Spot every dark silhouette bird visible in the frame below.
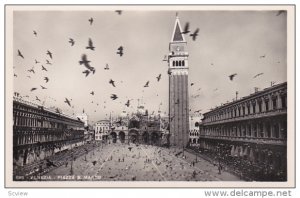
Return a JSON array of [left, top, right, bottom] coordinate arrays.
[[17, 50, 24, 59], [144, 81, 149, 87], [109, 79, 116, 87], [40, 85, 47, 89], [115, 10, 122, 15], [229, 73, 237, 81], [190, 28, 199, 41], [191, 83, 194, 86], [64, 98, 71, 107], [90, 91, 94, 95], [33, 30, 37, 37], [125, 100, 130, 107], [55, 108, 61, 114], [69, 38, 75, 46], [46, 59, 52, 65], [30, 87, 37, 91], [111, 94, 118, 100], [36, 96, 41, 101], [46, 50, 53, 59], [86, 38, 95, 50], [41, 65, 47, 71], [82, 70, 90, 77], [260, 54, 266, 58], [79, 54, 91, 65], [117, 46, 123, 56], [44, 77, 49, 83], [104, 64, 109, 70], [194, 109, 202, 113], [79, 54, 95, 72], [46, 159, 57, 167], [156, 74, 161, 82], [253, 73, 264, 78], [162, 55, 168, 61], [28, 68, 35, 74], [35, 59, 40, 64], [181, 22, 190, 34], [276, 10, 286, 16], [92, 161, 97, 166], [88, 17, 94, 25], [14, 73, 17, 77]]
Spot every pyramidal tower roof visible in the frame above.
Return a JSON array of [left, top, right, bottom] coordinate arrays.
[[171, 15, 186, 43]]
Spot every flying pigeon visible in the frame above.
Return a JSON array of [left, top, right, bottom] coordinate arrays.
[[104, 64, 109, 70], [64, 98, 71, 107], [115, 10, 122, 15], [144, 81, 149, 87], [156, 74, 161, 82], [253, 73, 264, 78], [33, 30, 37, 37], [190, 28, 199, 41], [44, 77, 49, 83], [181, 22, 190, 34], [46, 50, 53, 59], [125, 100, 130, 107], [86, 38, 95, 50], [41, 65, 47, 71], [82, 70, 90, 77], [109, 79, 116, 87], [17, 50, 24, 59], [111, 94, 118, 100], [40, 85, 47, 89], [30, 87, 37, 91], [69, 38, 75, 46], [36, 96, 41, 101], [88, 17, 94, 25], [46, 59, 52, 65], [117, 46, 123, 56], [229, 73, 237, 81]]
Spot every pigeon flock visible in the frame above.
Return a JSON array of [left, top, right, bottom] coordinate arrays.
[[13, 10, 285, 122]]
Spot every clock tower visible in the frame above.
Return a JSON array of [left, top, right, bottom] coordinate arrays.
[[168, 15, 189, 148]]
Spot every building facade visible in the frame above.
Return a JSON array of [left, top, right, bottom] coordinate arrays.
[[168, 16, 189, 148], [199, 82, 287, 181], [94, 120, 110, 141], [13, 96, 85, 170], [189, 115, 201, 147]]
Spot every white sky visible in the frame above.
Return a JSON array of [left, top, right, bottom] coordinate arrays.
[[13, 10, 287, 123]]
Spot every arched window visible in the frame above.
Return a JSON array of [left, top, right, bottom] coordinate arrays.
[[182, 60, 185, 66], [172, 61, 175, 66], [176, 61, 178, 66], [179, 61, 181, 66]]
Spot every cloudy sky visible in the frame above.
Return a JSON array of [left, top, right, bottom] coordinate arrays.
[[13, 8, 287, 123]]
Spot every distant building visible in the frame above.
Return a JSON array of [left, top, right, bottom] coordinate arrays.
[[189, 115, 202, 147], [94, 120, 110, 141], [199, 82, 287, 181]]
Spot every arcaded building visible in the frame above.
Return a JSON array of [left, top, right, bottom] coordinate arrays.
[[13, 96, 85, 169], [199, 82, 287, 181]]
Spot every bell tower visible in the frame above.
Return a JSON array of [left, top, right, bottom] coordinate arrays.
[[168, 15, 189, 148]]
